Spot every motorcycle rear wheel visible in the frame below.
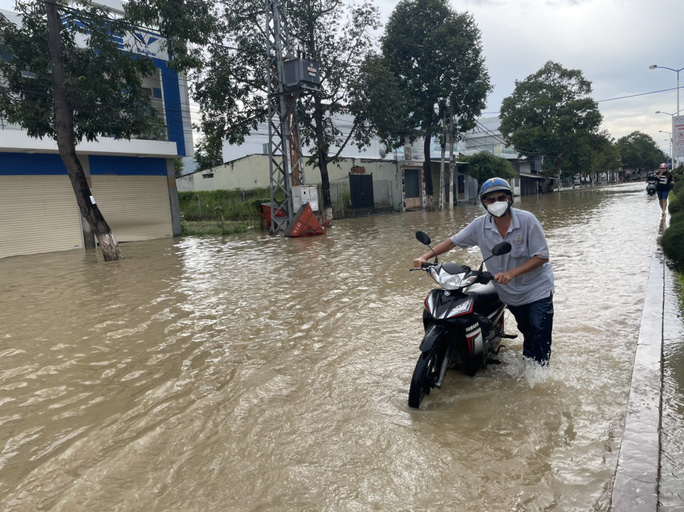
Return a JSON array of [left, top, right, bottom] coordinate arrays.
[[408, 349, 441, 409]]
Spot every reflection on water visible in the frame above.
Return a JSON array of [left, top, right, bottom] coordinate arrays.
[[0, 183, 676, 511]]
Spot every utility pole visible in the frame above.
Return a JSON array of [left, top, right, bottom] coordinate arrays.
[[264, 0, 320, 235], [438, 104, 446, 210], [448, 104, 456, 209]]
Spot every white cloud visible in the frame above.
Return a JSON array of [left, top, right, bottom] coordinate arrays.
[[3, 0, 681, 152], [376, 0, 684, 150]]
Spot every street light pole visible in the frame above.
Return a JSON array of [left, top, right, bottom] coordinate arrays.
[[655, 111, 677, 167], [650, 64, 683, 115], [659, 130, 672, 166]]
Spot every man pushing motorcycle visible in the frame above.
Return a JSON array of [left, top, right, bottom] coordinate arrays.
[[413, 177, 555, 365]]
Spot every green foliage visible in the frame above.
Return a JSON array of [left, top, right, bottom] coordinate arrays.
[[616, 131, 667, 171], [374, 0, 490, 151], [462, 152, 516, 185], [499, 61, 602, 176], [662, 169, 684, 271], [349, 55, 412, 149], [668, 193, 682, 215], [181, 219, 252, 236], [0, 1, 162, 142], [671, 165, 684, 189], [661, 222, 684, 272], [587, 130, 620, 176], [194, 134, 224, 171], [174, 157, 184, 178], [178, 189, 269, 222], [125, 0, 219, 72], [168, 0, 381, 165]]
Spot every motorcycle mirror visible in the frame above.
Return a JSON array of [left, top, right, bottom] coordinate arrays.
[[492, 242, 512, 256], [480, 241, 512, 270], [415, 231, 431, 246], [415, 231, 438, 263]]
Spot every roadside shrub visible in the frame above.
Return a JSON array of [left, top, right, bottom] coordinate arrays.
[[669, 194, 682, 215], [669, 210, 684, 226], [661, 222, 684, 272]]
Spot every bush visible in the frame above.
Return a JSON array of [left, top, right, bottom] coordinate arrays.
[[661, 222, 684, 272], [669, 194, 682, 215], [669, 210, 684, 226]]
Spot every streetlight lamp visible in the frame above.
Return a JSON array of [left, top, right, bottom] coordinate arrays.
[[649, 64, 684, 115]]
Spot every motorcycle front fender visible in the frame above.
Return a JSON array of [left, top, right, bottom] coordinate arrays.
[[419, 323, 449, 352]]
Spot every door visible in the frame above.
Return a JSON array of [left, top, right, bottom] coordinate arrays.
[[90, 175, 173, 242], [0, 175, 83, 259], [403, 168, 421, 210], [349, 173, 374, 209]]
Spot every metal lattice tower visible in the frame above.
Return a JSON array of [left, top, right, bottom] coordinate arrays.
[[264, 0, 306, 235]]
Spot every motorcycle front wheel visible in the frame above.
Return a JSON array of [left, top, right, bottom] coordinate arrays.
[[408, 349, 441, 409]]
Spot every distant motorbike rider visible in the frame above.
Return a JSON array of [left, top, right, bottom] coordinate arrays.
[[413, 178, 555, 365], [655, 163, 674, 215]]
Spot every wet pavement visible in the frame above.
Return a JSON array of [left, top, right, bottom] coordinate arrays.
[[610, 216, 684, 511], [610, 246, 664, 510]]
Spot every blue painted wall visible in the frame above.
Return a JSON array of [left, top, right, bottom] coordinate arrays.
[[89, 155, 167, 175], [0, 153, 67, 175], [0, 153, 167, 176]]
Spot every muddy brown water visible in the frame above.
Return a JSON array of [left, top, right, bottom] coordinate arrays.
[[0, 182, 681, 511]]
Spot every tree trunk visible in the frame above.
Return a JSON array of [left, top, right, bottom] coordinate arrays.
[[46, 0, 122, 261], [438, 109, 446, 210], [447, 105, 455, 209], [313, 91, 333, 222], [423, 135, 434, 209]]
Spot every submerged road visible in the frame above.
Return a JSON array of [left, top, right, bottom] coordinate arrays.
[[0, 182, 683, 510]]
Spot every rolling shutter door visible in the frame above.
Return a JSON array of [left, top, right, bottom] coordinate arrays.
[[0, 175, 83, 259], [90, 175, 172, 242]]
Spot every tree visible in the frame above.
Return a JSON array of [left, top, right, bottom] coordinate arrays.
[[0, 1, 162, 261], [348, 55, 412, 151], [616, 131, 667, 172], [373, 0, 491, 207], [499, 61, 602, 180], [135, 0, 382, 222], [586, 130, 620, 182], [462, 152, 516, 186]]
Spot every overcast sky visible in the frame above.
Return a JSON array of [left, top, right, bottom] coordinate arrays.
[[373, 0, 684, 153], [2, 0, 683, 154]]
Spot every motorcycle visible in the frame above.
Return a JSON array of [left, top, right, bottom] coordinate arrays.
[[646, 177, 657, 196], [408, 231, 515, 409]]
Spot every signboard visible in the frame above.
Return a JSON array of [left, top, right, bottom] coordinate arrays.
[[673, 115, 684, 159]]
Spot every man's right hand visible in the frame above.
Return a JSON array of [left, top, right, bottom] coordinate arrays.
[[413, 257, 428, 268]]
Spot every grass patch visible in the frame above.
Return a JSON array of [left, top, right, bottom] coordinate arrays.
[[178, 188, 272, 236], [181, 219, 259, 236], [178, 189, 273, 222]]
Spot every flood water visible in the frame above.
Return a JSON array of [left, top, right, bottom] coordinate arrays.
[[0, 182, 681, 511]]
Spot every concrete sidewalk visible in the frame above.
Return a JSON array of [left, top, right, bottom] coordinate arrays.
[[610, 245, 666, 511]]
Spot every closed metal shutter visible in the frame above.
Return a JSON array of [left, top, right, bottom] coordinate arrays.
[[90, 175, 172, 242], [0, 175, 83, 259]]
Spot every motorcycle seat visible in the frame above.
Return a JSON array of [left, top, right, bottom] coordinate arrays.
[[466, 282, 502, 314]]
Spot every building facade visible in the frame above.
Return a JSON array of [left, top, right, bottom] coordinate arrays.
[[0, 3, 192, 259]]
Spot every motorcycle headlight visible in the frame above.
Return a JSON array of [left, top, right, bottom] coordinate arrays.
[[430, 267, 477, 290]]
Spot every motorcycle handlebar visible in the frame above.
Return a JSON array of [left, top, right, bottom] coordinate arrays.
[[480, 271, 493, 284]]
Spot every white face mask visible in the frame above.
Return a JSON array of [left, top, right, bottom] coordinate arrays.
[[486, 200, 509, 217]]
